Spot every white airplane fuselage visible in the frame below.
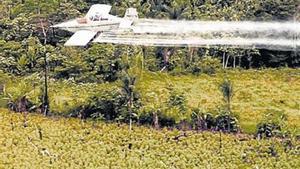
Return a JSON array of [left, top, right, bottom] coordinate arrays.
[[52, 16, 122, 33]]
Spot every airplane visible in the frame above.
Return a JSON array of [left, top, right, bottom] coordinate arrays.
[[52, 4, 300, 51], [52, 4, 138, 46]]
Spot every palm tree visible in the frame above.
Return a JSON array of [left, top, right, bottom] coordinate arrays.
[[220, 79, 234, 112], [121, 74, 136, 131]]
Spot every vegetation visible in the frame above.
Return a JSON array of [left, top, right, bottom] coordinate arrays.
[[0, 0, 299, 77], [1, 69, 299, 134], [0, 0, 299, 167], [0, 109, 299, 168]]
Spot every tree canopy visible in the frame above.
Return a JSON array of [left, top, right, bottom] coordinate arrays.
[[0, 0, 299, 80]]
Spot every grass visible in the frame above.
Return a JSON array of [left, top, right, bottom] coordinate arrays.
[[0, 109, 299, 168], [136, 68, 300, 133], [1, 68, 299, 134]]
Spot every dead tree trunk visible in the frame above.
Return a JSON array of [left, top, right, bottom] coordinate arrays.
[[225, 55, 230, 68], [188, 47, 196, 64], [39, 19, 49, 116], [222, 52, 226, 68], [153, 111, 159, 129], [161, 48, 171, 71], [233, 56, 236, 68]]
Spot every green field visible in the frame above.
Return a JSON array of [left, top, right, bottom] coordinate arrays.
[[137, 69, 300, 133], [2, 69, 300, 134], [0, 109, 299, 168]]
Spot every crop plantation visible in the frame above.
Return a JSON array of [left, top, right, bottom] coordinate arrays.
[[0, 109, 299, 168]]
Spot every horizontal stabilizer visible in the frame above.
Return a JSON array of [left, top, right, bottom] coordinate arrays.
[[65, 30, 97, 46]]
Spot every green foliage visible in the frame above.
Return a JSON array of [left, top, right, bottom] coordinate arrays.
[[0, 73, 42, 112], [215, 110, 239, 133], [191, 108, 215, 130], [220, 79, 234, 111], [0, 110, 299, 168], [69, 86, 124, 120], [0, 0, 298, 80], [189, 56, 222, 75], [1, 68, 299, 134], [190, 108, 239, 133], [118, 73, 142, 123], [254, 0, 297, 21], [0, 1, 299, 167], [256, 111, 289, 138], [0, 36, 52, 75], [0, 0, 299, 134], [168, 88, 187, 112], [53, 47, 90, 82], [85, 44, 123, 82]]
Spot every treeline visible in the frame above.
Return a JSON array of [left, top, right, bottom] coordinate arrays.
[[0, 0, 299, 80]]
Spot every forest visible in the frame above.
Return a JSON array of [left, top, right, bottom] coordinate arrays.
[[0, 0, 299, 168]]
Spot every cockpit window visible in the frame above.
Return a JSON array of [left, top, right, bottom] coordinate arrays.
[[89, 12, 108, 21], [89, 13, 100, 21]]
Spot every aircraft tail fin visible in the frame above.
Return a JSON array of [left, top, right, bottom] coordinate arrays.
[[119, 8, 138, 29], [124, 8, 138, 20]]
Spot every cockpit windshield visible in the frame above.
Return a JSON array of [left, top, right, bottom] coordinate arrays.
[[89, 12, 108, 21]]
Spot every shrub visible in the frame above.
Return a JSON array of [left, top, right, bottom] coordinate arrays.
[[215, 111, 239, 133], [191, 108, 215, 130], [256, 123, 281, 138], [177, 119, 192, 131], [168, 88, 187, 112], [7, 95, 37, 112], [190, 108, 239, 133], [219, 79, 234, 111], [189, 57, 222, 75], [256, 111, 288, 138], [159, 114, 176, 128], [117, 74, 142, 126], [68, 89, 122, 120], [138, 109, 176, 128], [2, 74, 42, 112], [69, 83, 142, 124], [138, 111, 153, 126]]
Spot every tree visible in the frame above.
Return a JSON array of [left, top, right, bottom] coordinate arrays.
[[121, 74, 137, 131], [220, 79, 234, 112], [144, 89, 166, 129], [254, 0, 297, 21]]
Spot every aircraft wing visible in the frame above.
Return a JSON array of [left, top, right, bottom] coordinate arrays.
[[119, 20, 133, 28], [65, 30, 97, 46]]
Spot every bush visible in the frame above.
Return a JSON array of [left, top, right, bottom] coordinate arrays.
[[168, 88, 187, 112], [138, 110, 176, 128], [69, 89, 123, 120], [219, 79, 234, 111], [189, 57, 222, 75], [7, 95, 37, 112], [190, 109, 239, 133], [1, 74, 42, 112], [138, 111, 153, 126], [159, 114, 176, 128], [256, 123, 281, 138], [215, 111, 239, 133], [69, 85, 142, 123], [191, 108, 215, 130], [176, 119, 192, 131], [256, 111, 288, 138]]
